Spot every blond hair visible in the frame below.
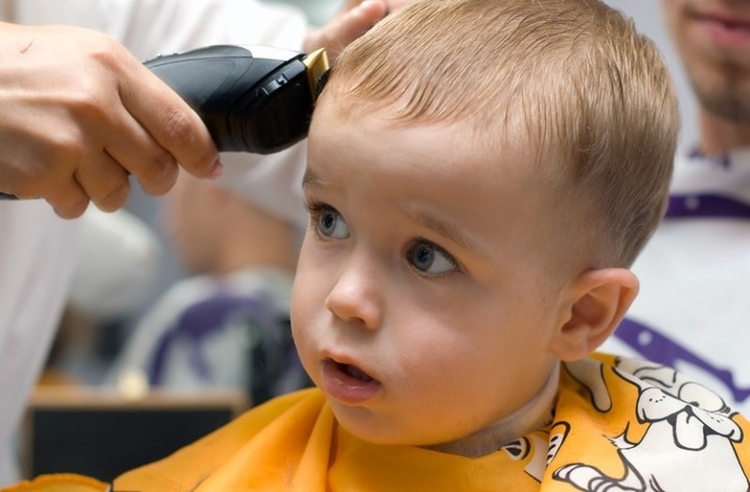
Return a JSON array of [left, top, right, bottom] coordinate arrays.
[[324, 0, 679, 268]]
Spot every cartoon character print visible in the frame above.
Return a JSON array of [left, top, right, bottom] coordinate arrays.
[[501, 423, 570, 483], [553, 357, 749, 491]]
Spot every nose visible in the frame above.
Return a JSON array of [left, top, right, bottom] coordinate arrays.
[[324, 254, 383, 330]]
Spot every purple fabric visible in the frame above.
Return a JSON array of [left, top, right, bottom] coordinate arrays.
[[666, 193, 750, 220], [148, 292, 272, 386], [687, 147, 732, 168], [615, 318, 750, 403]]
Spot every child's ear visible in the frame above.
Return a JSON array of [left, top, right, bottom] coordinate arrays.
[[550, 268, 639, 361]]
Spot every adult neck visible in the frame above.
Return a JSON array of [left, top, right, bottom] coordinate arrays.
[[423, 362, 559, 458], [214, 201, 299, 275], [699, 109, 750, 155]]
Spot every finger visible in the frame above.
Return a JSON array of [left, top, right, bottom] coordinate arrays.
[[305, 1, 388, 62], [44, 178, 90, 219], [341, 0, 388, 33], [117, 60, 220, 179], [103, 105, 180, 197], [74, 150, 132, 212], [342, 0, 368, 10], [339, 0, 389, 39]]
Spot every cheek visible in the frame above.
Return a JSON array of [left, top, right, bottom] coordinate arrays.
[[389, 313, 553, 433], [290, 277, 315, 371], [387, 306, 499, 383], [660, 0, 683, 34], [290, 245, 327, 339], [290, 262, 314, 327]]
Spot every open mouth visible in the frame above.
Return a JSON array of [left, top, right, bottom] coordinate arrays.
[[321, 358, 381, 404], [334, 360, 375, 383]]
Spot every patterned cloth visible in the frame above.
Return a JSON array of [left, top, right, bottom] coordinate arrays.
[[12, 354, 745, 491], [111, 267, 308, 404]]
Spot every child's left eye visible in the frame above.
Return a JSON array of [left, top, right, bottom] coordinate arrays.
[[406, 240, 457, 275], [312, 204, 349, 239]]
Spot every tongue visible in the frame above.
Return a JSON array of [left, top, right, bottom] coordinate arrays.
[[343, 364, 374, 383]]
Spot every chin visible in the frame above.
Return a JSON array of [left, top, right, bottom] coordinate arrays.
[[330, 405, 410, 445]]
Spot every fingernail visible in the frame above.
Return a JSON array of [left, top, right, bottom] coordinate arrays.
[[357, 0, 376, 12], [207, 158, 223, 179]]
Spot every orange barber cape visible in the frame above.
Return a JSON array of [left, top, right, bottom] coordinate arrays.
[[9, 354, 750, 492], [1, 474, 109, 491]]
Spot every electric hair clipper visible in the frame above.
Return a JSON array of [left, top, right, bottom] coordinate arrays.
[[144, 45, 329, 154], [0, 45, 329, 199]]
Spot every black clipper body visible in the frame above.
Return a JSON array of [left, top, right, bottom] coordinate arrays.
[[144, 45, 330, 154]]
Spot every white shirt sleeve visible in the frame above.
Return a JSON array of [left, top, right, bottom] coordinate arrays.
[[0, 201, 77, 485]]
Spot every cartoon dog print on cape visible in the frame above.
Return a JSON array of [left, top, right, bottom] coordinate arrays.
[[552, 357, 749, 491]]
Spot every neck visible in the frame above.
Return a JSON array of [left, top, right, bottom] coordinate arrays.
[[699, 109, 750, 155], [423, 363, 559, 458]]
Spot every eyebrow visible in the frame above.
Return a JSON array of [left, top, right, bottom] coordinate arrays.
[[302, 168, 335, 193], [407, 208, 480, 253], [302, 169, 322, 190]]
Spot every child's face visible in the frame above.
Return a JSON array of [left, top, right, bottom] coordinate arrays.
[[292, 95, 574, 447]]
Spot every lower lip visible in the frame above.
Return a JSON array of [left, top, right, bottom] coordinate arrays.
[[699, 17, 750, 47], [321, 359, 381, 405]]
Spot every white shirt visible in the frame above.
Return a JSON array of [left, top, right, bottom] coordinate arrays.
[[0, 0, 308, 484], [0, 201, 76, 483]]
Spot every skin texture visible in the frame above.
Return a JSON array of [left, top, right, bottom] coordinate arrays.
[[662, 0, 750, 153], [290, 93, 638, 453], [0, 22, 220, 218]]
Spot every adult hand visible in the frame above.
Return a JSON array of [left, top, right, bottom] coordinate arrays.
[[303, 0, 389, 64], [0, 22, 220, 218]]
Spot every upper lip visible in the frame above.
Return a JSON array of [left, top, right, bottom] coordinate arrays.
[[323, 350, 379, 382], [689, 7, 750, 28]]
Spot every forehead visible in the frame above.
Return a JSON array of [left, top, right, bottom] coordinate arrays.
[[310, 92, 558, 218], [309, 92, 501, 183], [310, 89, 546, 179]]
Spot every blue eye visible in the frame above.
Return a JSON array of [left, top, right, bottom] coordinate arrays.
[[316, 206, 349, 239], [407, 240, 457, 275]]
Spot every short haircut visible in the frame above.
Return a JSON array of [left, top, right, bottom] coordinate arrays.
[[323, 0, 679, 268]]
